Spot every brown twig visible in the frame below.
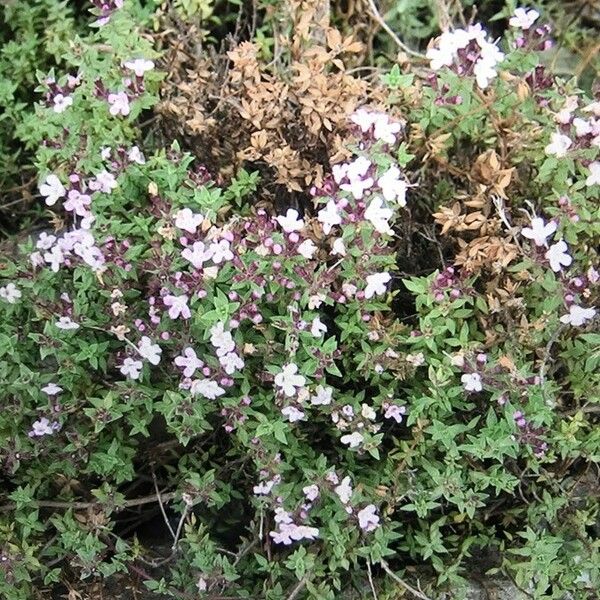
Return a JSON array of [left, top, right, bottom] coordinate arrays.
[[365, 0, 427, 60], [379, 559, 433, 600]]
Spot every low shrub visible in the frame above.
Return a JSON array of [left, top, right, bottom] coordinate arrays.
[[0, 2, 598, 599]]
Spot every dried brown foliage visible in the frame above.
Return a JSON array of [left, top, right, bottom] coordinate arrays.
[[157, 0, 392, 205]]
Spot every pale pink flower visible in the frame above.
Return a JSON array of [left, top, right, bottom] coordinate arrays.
[[357, 505, 380, 532], [29, 417, 60, 437], [282, 406, 305, 422], [509, 7, 539, 29], [303, 484, 319, 501], [164, 294, 191, 319], [89, 170, 118, 193], [219, 351, 244, 375], [124, 58, 155, 77], [108, 91, 130, 116], [119, 358, 143, 380], [127, 145, 146, 164], [373, 114, 402, 145], [209, 239, 234, 263], [384, 404, 406, 423], [63, 190, 92, 216], [36, 232, 56, 250], [174, 208, 203, 233], [137, 336, 161, 365], [331, 238, 346, 257], [53, 94, 73, 113], [174, 347, 204, 378], [182, 241, 213, 269]]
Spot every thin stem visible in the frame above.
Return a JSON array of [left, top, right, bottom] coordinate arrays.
[[379, 559, 432, 600], [365, 0, 427, 60], [151, 464, 177, 542], [367, 559, 379, 600]]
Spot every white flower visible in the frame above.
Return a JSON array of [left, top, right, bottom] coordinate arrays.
[[0, 283, 22, 304], [461, 372, 482, 392], [210, 322, 236, 356], [190, 379, 225, 399], [89, 170, 118, 194], [274, 363, 306, 397], [29, 417, 59, 437], [340, 157, 374, 199], [310, 316, 327, 338], [545, 132, 572, 157], [182, 241, 213, 269], [282, 406, 305, 422], [311, 385, 332, 406], [137, 336, 162, 365], [164, 294, 191, 320], [174, 347, 204, 377], [124, 58, 155, 77], [474, 44, 504, 89], [53, 94, 73, 113], [573, 118, 592, 137], [509, 7, 539, 30], [317, 200, 342, 234], [308, 293, 326, 309], [384, 404, 406, 423], [209, 239, 234, 264], [332, 162, 349, 183], [297, 239, 317, 259], [340, 431, 364, 448], [364, 272, 391, 299], [119, 357, 143, 380], [174, 208, 203, 233], [44, 245, 65, 272], [303, 484, 319, 501], [219, 351, 244, 375], [377, 166, 407, 206], [108, 91, 130, 117], [39, 174, 65, 206], [373, 114, 402, 145], [334, 476, 353, 504], [585, 161, 600, 187], [556, 96, 578, 124], [350, 108, 379, 132], [55, 316, 79, 330], [41, 383, 63, 395], [253, 478, 277, 495], [545, 240, 572, 272], [128, 145, 146, 164], [36, 232, 56, 250], [364, 197, 393, 234], [331, 238, 346, 257], [276, 208, 304, 233], [361, 403, 377, 420], [521, 217, 557, 247], [357, 505, 380, 532], [560, 305, 596, 326]]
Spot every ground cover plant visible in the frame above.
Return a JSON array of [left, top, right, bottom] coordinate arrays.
[[0, 1, 599, 599]]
